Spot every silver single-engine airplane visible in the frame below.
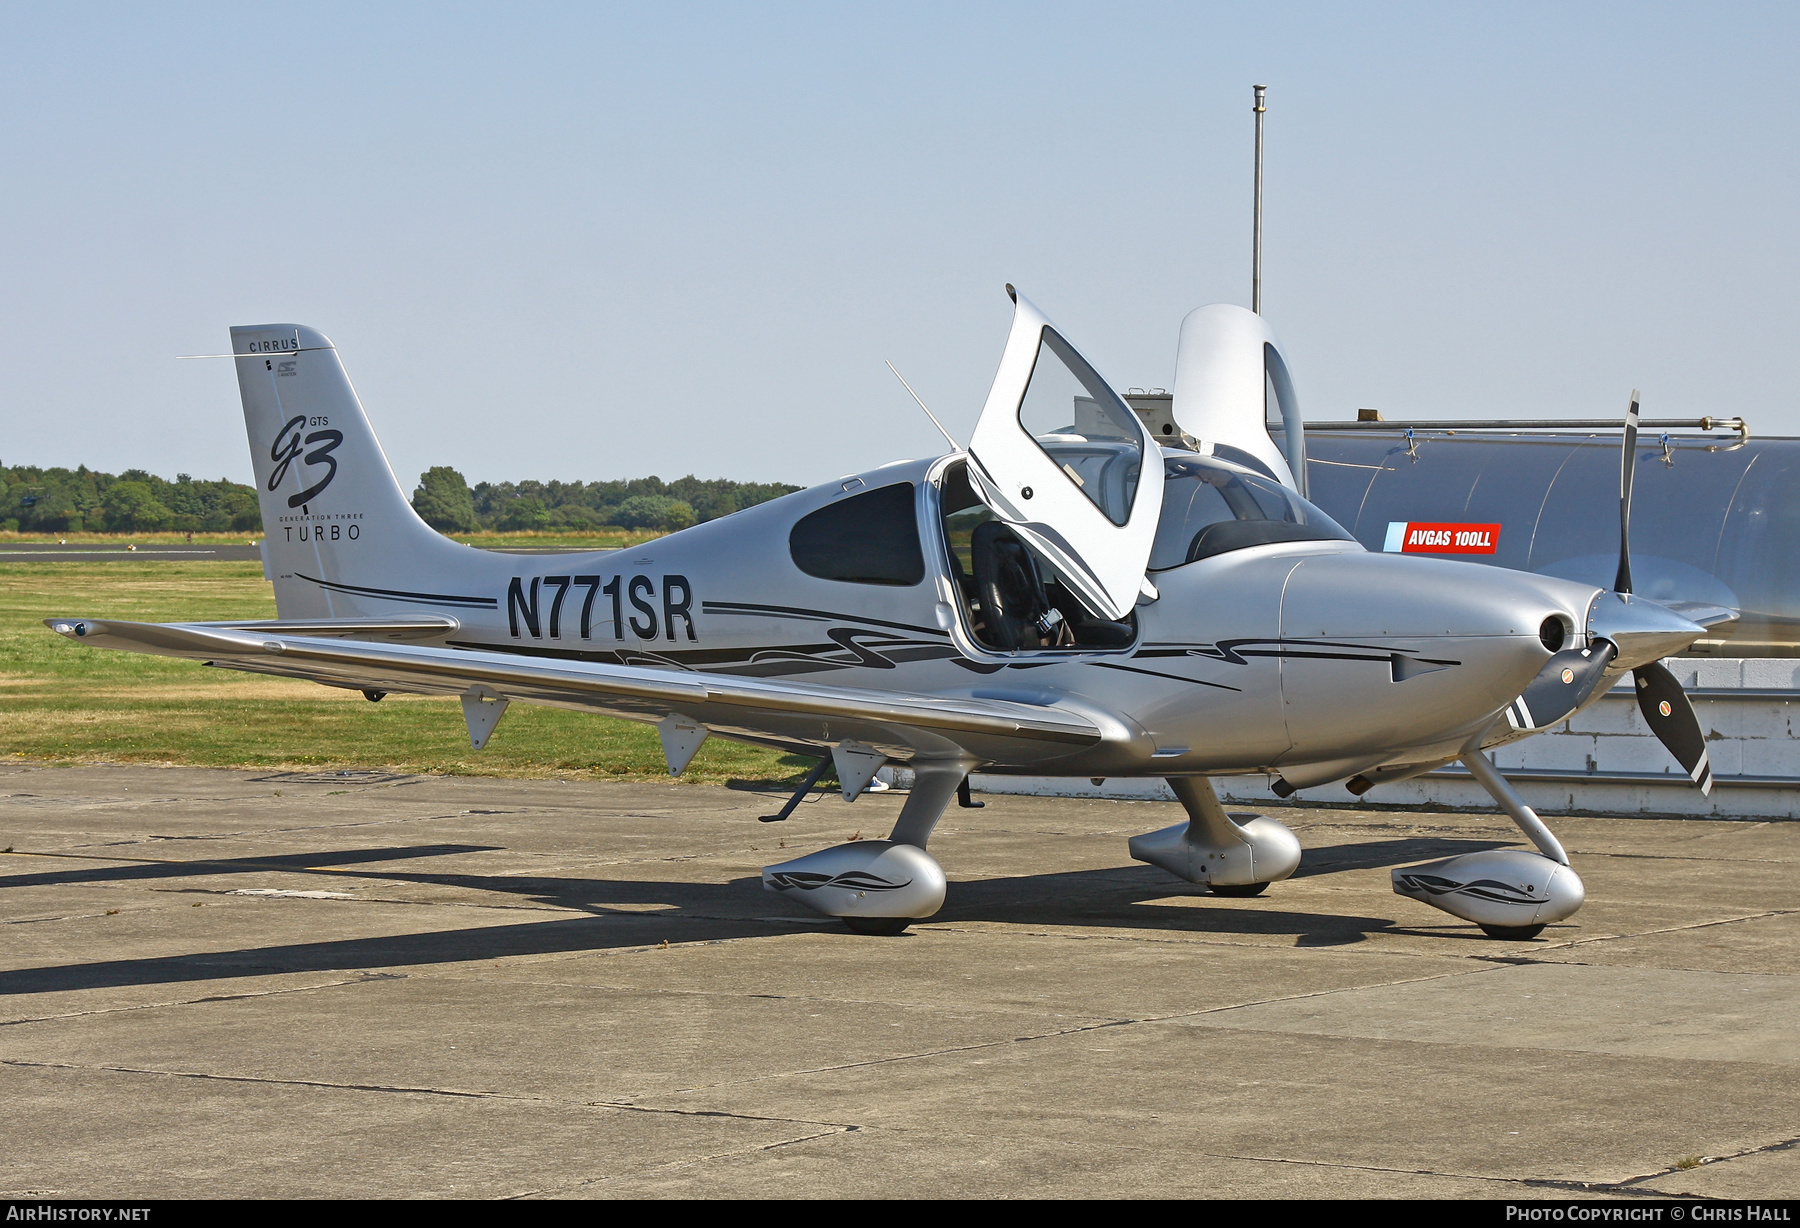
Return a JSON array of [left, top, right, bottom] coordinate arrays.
[[49, 288, 1731, 937]]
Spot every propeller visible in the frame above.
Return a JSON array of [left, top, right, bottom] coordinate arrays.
[[1503, 639, 1617, 734], [1613, 391, 1714, 793], [1633, 661, 1714, 793], [1615, 391, 1638, 595], [1498, 391, 1714, 794]]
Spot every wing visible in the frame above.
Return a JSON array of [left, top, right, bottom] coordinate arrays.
[[45, 618, 1103, 766]]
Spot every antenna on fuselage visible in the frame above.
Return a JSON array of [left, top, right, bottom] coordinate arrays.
[[885, 361, 962, 452]]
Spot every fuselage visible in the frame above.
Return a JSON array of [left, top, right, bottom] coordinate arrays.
[[272, 451, 1603, 781]]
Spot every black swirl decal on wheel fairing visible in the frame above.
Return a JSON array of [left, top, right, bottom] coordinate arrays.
[[765, 869, 911, 893], [1393, 873, 1542, 906]]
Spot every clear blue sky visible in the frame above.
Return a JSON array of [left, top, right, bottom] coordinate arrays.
[[2, 2, 1794, 489]]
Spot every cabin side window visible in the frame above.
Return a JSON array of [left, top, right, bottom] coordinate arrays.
[[788, 482, 925, 586]]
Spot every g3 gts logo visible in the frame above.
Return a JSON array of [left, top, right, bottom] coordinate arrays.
[[269, 415, 343, 509]]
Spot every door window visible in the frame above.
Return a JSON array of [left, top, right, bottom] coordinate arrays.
[[1017, 329, 1144, 526]]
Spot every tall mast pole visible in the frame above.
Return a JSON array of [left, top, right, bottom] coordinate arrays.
[[1252, 84, 1266, 315]]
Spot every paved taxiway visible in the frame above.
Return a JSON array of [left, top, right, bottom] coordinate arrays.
[[1, 760, 1796, 1199]]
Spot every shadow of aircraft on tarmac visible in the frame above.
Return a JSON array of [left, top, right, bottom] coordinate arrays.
[[0, 844, 505, 891], [0, 833, 1512, 996]]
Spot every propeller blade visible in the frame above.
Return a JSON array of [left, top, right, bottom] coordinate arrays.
[[1634, 661, 1713, 794], [1615, 390, 1640, 595], [1504, 640, 1619, 733]]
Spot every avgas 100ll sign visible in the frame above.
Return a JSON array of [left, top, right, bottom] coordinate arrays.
[[1382, 522, 1501, 555]]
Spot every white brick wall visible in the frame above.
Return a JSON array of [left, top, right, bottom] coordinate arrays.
[[1492, 734, 1596, 773], [1564, 700, 1643, 736]]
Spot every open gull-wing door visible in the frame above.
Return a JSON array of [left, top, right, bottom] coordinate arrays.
[[1170, 304, 1305, 495], [965, 289, 1164, 622]]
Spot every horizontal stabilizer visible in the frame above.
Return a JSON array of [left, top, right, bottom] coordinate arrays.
[[192, 616, 460, 640]]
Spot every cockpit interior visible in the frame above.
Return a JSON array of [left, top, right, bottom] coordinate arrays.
[[935, 446, 1353, 654]]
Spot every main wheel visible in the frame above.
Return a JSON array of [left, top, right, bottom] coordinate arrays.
[[843, 916, 912, 936], [1479, 923, 1545, 940], [1209, 881, 1270, 898]]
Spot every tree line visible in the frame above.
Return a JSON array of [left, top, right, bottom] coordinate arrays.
[[1, 463, 260, 533], [411, 468, 799, 533], [1, 461, 798, 535]]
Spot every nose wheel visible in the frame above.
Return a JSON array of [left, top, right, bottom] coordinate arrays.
[[1392, 749, 1585, 939]]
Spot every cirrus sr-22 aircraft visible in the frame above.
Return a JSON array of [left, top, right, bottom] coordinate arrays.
[[49, 287, 1732, 938]]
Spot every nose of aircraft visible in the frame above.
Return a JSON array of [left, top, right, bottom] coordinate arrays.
[[1280, 551, 1593, 652], [1586, 592, 1709, 669], [1275, 551, 1602, 759]]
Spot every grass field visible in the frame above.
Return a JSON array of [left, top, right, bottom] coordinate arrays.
[[0, 560, 799, 784]]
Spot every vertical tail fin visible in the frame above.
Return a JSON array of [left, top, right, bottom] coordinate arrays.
[[233, 324, 471, 617]]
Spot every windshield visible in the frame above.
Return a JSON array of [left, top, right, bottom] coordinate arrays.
[[1149, 455, 1353, 570]]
